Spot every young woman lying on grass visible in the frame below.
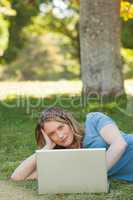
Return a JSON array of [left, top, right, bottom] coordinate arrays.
[[11, 106, 133, 182]]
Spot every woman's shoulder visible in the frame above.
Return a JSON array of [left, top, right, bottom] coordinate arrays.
[[85, 111, 113, 124], [86, 111, 105, 119], [85, 111, 116, 131]]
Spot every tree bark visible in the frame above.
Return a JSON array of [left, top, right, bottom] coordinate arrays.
[[80, 0, 125, 97]]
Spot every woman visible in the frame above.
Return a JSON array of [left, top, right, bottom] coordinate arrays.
[[10, 106, 133, 182]]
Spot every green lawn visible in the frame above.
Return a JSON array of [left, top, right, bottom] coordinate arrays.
[[0, 94, 133, 199]]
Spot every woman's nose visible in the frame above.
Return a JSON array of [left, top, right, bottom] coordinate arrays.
[[58, 132, 64, 139]]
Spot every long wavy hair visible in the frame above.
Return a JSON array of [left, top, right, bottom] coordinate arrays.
[[35, 106, 84, 149]]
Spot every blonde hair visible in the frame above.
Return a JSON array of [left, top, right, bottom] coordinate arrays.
[[35, 106, 84, 149]]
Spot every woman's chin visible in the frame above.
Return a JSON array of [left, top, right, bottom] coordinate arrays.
[[57, 135, 74, 147], [61, 139, 73, 147]]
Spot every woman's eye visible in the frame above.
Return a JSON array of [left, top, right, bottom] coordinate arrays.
[[59, 125, 64, 129], [49, 132, 54, 136], [50, 125, 64, 137]]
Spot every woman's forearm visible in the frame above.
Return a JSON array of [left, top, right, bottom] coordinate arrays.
[[10, 153, 36, 181], [11, 145, 53, 181], [106, 141, 127, 171], [26, 169, 37, 180]]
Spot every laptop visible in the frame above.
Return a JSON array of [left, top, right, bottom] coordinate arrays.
[[36, 148, 110, 194]]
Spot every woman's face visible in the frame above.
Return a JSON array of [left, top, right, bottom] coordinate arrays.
[[43, 121, 74, 147]]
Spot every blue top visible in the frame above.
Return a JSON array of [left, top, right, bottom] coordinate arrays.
[[82, 112, 133, 182]]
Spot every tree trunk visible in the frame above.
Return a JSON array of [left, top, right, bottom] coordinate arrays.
[[80, 0, 125, 97]]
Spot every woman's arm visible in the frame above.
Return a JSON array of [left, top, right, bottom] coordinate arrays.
[[87, 112, 128, 171], [10, 145, 52, 181], [100, 123, 128, 171], [11, 129, 56, 181], [10, 153, 37, 181], [26, 169, 37, 180]]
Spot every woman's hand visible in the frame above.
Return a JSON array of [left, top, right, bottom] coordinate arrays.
[[41, 128, 56, 149]]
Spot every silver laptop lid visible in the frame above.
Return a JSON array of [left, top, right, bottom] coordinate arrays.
[[36, 148, 109, 194]]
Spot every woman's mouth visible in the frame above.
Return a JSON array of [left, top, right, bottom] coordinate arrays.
[[61, 137, 68, 143]]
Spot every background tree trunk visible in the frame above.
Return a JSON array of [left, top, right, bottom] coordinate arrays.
[[80, 0, 125, 97]]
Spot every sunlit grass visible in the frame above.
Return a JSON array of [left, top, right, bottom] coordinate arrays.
[[0, 80, 82, 99], [0, 79, 132, 100]]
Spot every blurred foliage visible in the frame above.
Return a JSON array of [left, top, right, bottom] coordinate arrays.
[[121, 19, 133, 49], [0, 0, 81, 80], [2, 0, 80, 63], [120, 1, 133, 21], [0, 14, 9, 56], [3, 0, 42, 62], [0, 0, 133, 80], [0, 0, 16, 56], [0, 0, 16, 16], [23, 1, 80, 61], [121, 48, 133, 79], [0, 34, 80, 80]]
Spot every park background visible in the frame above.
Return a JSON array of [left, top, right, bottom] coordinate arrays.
[[0, 0, 133, 199]]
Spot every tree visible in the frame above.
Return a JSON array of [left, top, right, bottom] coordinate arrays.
[[3, 0, 40, 62], [80, 0, 125, 98]]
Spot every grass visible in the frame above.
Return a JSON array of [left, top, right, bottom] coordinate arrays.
[[0, 92, 133, 199]]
